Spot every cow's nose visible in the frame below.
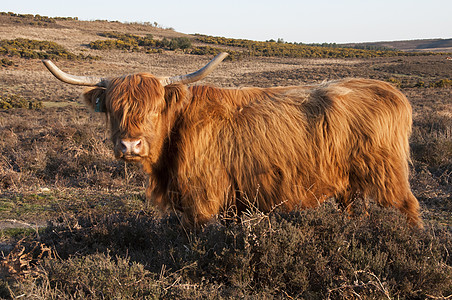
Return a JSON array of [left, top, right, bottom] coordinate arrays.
[[120, 139, 142, 155]]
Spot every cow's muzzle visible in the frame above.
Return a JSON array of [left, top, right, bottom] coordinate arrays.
[[116, 138, 144, 161]]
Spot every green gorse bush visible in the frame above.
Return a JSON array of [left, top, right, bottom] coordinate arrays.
[[89, 31, 192, 52], [0, 93, 42, 110], [0, 38, 100, 60]]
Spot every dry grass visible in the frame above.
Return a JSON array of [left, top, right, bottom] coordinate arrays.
[[0, 14, 451, 299]]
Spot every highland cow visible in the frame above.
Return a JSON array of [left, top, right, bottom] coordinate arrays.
[[43, 53, 421, 227]]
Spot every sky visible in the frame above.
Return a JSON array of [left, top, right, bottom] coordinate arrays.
[[2, 0, 451, 44]]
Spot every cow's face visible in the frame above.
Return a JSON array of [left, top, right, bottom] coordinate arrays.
[[43, 53, 228, 162], [83, 74, 166, 162]]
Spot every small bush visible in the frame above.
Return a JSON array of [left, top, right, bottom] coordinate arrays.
[[38, 254, 156, 298], [414, 80, 426, 88], [190, 46, 243, 60], [0, 93, 42, 110], [169, 37, 192, 50], [411, 112, 452, 171], [89, 39, 137, 51], [0, 58, 14, 67], [431, 78, 452, 88], [386, 77, 402, 88]]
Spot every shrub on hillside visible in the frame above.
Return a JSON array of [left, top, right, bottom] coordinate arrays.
[[169, 37, 192, 50], [195, 34, 441, 59], [89, 31, 193, 53], [0, 38, 100, 60], [89, 39, 138, 51], [0, 58, 14, 67], [195, 34, 402, 59], [431, 78, 452, 88], [0, 11, 78, 23], [190, 46, 243, 60], [0, 93, 42, 110]]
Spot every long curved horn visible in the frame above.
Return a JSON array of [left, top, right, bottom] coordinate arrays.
[[42, 59, 107, 87], [160, 52, 228, 86]]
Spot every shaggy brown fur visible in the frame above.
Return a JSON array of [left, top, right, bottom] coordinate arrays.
[[83, 75, 421, 227]]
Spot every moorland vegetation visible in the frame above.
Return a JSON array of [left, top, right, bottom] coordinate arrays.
[[0, 13, 451, 299], [87, 31, 446, 61]]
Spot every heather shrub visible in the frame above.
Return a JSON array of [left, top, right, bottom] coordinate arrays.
[[411, 111, 452, 176], [5, 201, 449, 299], [34, 254, 157, 298]]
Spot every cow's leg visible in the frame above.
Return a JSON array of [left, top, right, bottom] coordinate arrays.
[[180, 193, 223, 228], [399, 190, 422, 228], [178, 173, 231, 228], [376, 186, 422, 228], [335, 187, 355, 213], [365, 157, 422, 228], [335, 185, 369, 219]]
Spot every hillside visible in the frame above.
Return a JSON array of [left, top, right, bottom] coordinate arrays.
[[344, 38, 452, 52], [0, 12, 451, 299]]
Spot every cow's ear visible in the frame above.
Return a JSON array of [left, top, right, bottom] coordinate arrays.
[[164, 84, 189, 114], [82, 87, 107, 112]]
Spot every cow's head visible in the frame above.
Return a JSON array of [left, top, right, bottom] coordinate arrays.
[[43, 53, 228, 163]]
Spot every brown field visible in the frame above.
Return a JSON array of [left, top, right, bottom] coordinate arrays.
[[0, 14, 451, 299]]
